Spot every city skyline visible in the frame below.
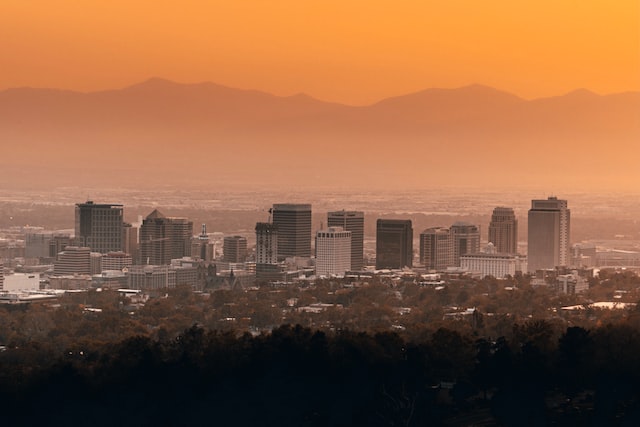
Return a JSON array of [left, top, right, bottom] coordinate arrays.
[[2, 2, 639, 423]]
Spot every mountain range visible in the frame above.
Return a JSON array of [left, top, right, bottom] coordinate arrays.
[[1, 78, 638, 191]]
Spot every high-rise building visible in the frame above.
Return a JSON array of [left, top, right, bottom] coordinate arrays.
[[223, 236, 248, 263], [376, 219, 413, 269], [75, 201, 124, 253], [255, 222, 278, 265], [527, 197, 570, 272], [139, 209, 193, 265], [122, 223, 138, 259], [0, 261, 4, 291], [327, 210, 364, 271], [450, 222, 481, 266], [488, 207, 518, 254], [420, 227, 454, 270], [315, 227, 352, 277], [272, 204, 312, 260]]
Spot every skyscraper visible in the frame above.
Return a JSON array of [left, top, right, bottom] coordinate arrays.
[[420, 227, 454, 270], [450, 222, 481, 266], [255, 222, 278, 265], [272, 204, 312, 260], [488, 207, 518, 254], [376, 219, 413, 269], [223, 235, 248, 263], [527, 197, 570, 272], [327, 210, 364, 271], [315, 227, 352, 276], [75, 201, 124, 253], [139, 209, 193, 265]]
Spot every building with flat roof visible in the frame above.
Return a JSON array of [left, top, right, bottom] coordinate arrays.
[[376, 219, 413, 269], [528, 197, 570, 272], [488, 207, 518, 254], [272, 204, 312, 260], [316, 227, 352, 277], [255, 222, 278, 265], [75, 201, 124, 253], [420, 227, 454, 270], [460, 243, 527, 278], [53, 246, 92, 276], [451, 222, 480, 267], [327, 210, 364, 271], [223, 236, 248, 263]]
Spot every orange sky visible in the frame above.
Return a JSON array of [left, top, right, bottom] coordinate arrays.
[[1, 0, 638, 105]]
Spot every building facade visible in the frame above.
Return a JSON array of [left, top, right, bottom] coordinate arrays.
[[102, 251, 133, 271], [139, 209, 193, 265], [315, 227, 352, 277], [376, 219, 413, 269], [420, 227, 454, 270], [488, 207, 518, 254], [223, 235, 248, 263], [327, 210, 364, 271], [451, 222, 481, 266], [53, 246, 92, 276], [255, 222, 278, 265], [527, 197, 570, 272], [272, 204, 312, 260], [460, 243, 527, 278], [75, 201, 124, 253]]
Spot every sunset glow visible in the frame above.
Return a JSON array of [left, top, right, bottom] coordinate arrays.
[[2, 0, 638, 104]]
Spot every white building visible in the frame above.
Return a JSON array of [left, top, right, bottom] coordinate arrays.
[[460, 243, 527, 279], [2, 273, 40, 291], [315, 227, 351, 277]]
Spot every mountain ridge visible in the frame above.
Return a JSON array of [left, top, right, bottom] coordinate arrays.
[[0, 78, 638, 191]]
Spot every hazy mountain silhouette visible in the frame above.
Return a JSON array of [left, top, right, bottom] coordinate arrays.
[[1, 79, 638, 191]]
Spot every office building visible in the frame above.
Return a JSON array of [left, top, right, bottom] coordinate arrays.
[[75, 201, 124, 253], [122, 223, 138, 261], [420, 227, 454, 270], [128, 265, 176, 290], [25, 232, 53, 259], [139, 209, 193, 265], [53, 246, 92, 276], [460, 243, 527, 278], [255, 222, 278, 265], [527, 197, 570, 272], [451, 222, 481, 266], [223, 236, 248, 263], [327, 210, 364, 271], [0, 261, 3, 291], [488, 207, 518, 254], [272, 204, 312, 259], [102, 251, 133, 271], [315, 227, 352, 276], [376, 219, 413, 269]]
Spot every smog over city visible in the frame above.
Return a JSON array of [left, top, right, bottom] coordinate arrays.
[[1, 1, 639, 425]]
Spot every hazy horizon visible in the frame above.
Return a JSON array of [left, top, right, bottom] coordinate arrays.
[[2, 1, 638, 194]]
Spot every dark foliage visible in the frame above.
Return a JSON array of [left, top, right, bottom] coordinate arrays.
[[1, 322, 640, 426]]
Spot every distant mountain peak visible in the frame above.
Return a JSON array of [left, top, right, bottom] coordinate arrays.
[[564, 88, 599, 98]]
